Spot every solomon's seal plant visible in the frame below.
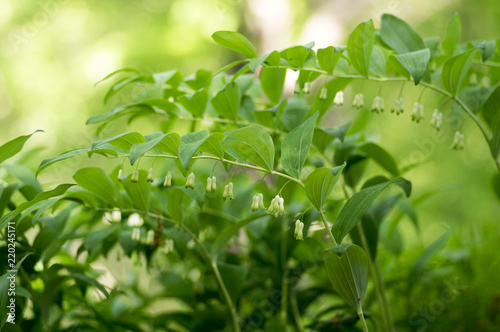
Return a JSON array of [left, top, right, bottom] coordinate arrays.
[[1, 12, 500, 332]]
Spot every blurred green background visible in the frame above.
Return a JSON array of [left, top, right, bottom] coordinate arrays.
[[1, 0, 500, 328]]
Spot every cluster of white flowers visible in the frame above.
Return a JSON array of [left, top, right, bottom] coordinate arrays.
[[103, 208, 122, 223], [222, 182, 234, 200], [250, 193, 266, 212], [411, 102, 425, 123], [391, 97, 404, 115], [352, 93, 364, 109], [371, 96, 384, 113], [206, 176, 217, 193], [267, 194, 286, 218], [333, 91, 344, 106], [451, 131, 465, 150], [430, 109, 443, 131]]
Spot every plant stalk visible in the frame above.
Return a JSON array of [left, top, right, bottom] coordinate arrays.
[[357, 306, 370, 332]]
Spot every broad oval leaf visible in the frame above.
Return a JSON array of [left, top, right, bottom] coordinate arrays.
[[122, 170, 150, 212], [179, 130, 210, 169], [281, 112, 318, 179], [442, 13, 461, 57], [317, 46, 344, 75], [389, 48, 430, 85], [222, 126, 275, 172], [347, 20, 375, 78], [91, 132, 145, 151], [73, 167, 122, 207], [260, 67, 286, 105], [441, 48, 478, 96], [37, 148, 91, 176], [212, 31, 258, 58], [324, 244, 368, 309], [332, 177, 411, 243], [199, 132, 225, 159], [129, 132, 181, 165], [211, 82, 241, 120], [380, 14, 425, 54], [178, 89, 208, 117], [369, 45, 386, 77], [305, 164, 346, 210], [359, 142, 399, 176]]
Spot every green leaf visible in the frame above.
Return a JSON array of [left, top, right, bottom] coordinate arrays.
[[129, 132, 180, 165], [324, 244, 368, 309], [389, 49, 430, 85], [490, 111, 500, 159], [73, 167, 122, 207], [211, 82, 241, 120], [313, 122, 351, 153], [179, 130, 209, 169], [347, 20, 375, 78], [0, 184, 74, 228], [260, 68, 286, 105], [281, 113, 318, 179], [167, 187, 192, 223], [178, 89, 208, 117], [222, 127, 275, 172], [468, 40, 497, 62], [332, 177, 411, 243], [122, 170, 150, 212], [199, 132, 225, 159], [317, 46, 344, 75], [441, 48, 478, 96], [305, 164, 346, 210], [95, 67, 139, 85], [380, 14, 425, 54], [217, 262, 248, 303], [442, 13, 461, 57], [36, 148, 90, 175], [280, 45, 314, 68], [280, 96, 309, 131], [359, 142, 399, 176], [0, 130, 43, 165], [91, 132, 145, 151], [212, 31, 258, 58], [369, 45, 386, 77], [71, 272, 109, 298], [424, 37, 440, 58]]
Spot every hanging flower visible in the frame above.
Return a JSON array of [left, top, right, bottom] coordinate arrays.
[[163, 171, 172, 187], [206, 177, 212, 193], [352, 93, 364, 109], [334, 91, 344, 106], [303, 82, 311, 94], [294, 220, 304, 240], [117, 169, 123, 182], [223, 182, 234, 201], [111, 208, 121, 222], [451, 131, 465, 150], [147, 168, 154, 183], [268, 194, 286, 218], [185, 172, 195, 189], [391, 97, 404, 115], [430, 109, 443, 131], [211, 176, 217, 192], [131, 228, 141, 241], [127, 213, 144, 227], [371, 96, 384, 113], [146, 230, 155, 245], [131, 170, 139, 183], [319, 87, 328, 101]]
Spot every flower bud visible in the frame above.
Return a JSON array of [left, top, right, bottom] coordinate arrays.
[[431, 109, 443, 131], [112, 208, 121, 222], [163, 171, 172, 187], [257, 193, 266, 209], [227, 182, 234, 200], [131, 228, 141, 241], [352, 93, 364, 109], [303, 82, 311, 94], [371, 96, 384, 113], [206, 177, 212, 193], [333, 91, 344, 106], [117, 169, 123, 182], [211, 176, 217, 192], [165, 239, 174, 253], [481, 76, 490, 88], [451, 131, 465, 150], [146, 230, 155, 245], [223, 184, 229, 200], [103, 212, 112, 223], [294, 81, 301, 94], [185, 172, 195, 189], [128, 213, 144, 227], [278, 197, 286, 214], [319, 87, 327, 101], [391, 97, 404, 115], [147, 168, 154, 183], [131, 170, 139, 183], [267, 194, 285, 217], [294, 220, 304, 240], [251, 194, 259, 212], [411, 102, 424, 123]]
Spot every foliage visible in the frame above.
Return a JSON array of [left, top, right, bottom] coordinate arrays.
[[1, 13, 500, 332]]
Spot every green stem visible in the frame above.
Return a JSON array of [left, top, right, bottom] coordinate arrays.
[[145, 212, 241, 332], [290, 289, 303, 332], [132, 154, 305, 188], [280, 219, 289, 325], [357, 305, 370, 332], [318, 210, 338, 246]]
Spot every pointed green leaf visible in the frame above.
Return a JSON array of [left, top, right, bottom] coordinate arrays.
[[91, 132, 145, 151], [389, 48, 430, 85], [380, 14, 425, 54], [305, 164, 346, 210], [129, 132, 180, 165], [282, 113, 318, 179], [122, 170, 150, 212], [199, 132, 225, 159], [0, 130, 43, 165], [333, 177, 411, 243], [212, 31, 258, 58], [442, 13, 461, 57], [347, 20, 375, 78], [441, 48, 478, 96], [222, 127, 275, 172], [317, 46, 344, 75], [359, 142, 399, 176], [178, 89, 208, 117], [369, 45, 386, 77], [324, 244, 368, 309], [179, 130, 210, 169], [211, 82, 241, 120], [280, 45, 314, 68], [218, 262, 248, 303], [260, 67, 286, 105], [73, 167, 122, 207]]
